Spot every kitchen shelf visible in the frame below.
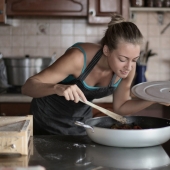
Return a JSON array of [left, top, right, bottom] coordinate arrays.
[[130, 7, 170, 12], [130, 7, 170, 24]]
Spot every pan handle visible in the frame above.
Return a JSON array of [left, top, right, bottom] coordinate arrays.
[[75, 121, 94, 133]]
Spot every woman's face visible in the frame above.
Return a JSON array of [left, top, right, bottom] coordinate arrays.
[[105, 42, 140, 78]]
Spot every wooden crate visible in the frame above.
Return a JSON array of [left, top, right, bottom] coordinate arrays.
[[0, 115, 33, 155], [0, 137, 33, 167]]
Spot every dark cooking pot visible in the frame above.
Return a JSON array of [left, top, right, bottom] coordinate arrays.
[[3, 56, 51, 86], [75, 116, 170, 147]]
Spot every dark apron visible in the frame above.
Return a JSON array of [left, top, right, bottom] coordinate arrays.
[[31, 49, 117, 135]]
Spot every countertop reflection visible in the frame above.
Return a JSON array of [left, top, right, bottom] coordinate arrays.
[[1, 135, 170, 170]]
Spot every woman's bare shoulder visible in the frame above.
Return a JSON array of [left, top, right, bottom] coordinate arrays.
[[78, 43, 102, 60], [51, 47, 85, 76], [62, 42, 101, 63], [51, 43, 102, 74]]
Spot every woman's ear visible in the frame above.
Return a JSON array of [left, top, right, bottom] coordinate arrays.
[[103, 45, 109, 56]]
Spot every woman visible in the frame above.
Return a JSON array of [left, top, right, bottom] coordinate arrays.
[[22, 14, 155, 135]]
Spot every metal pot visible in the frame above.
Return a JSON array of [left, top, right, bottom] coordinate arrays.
[[3, 56, 51, 86], [75, 116, 170, 147]]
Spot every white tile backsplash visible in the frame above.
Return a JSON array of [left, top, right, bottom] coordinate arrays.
[[136, 12, 148, 25], [148, 25, 160, 36], [148, 12, 158, 24], [11, 47, 24, 56], [49, 35, 61, 47], [0, 36, 11, 47], [37, 35, 49, 47], [61, 23, 73, 35], [161, 50, 170, 59], [160, 37, 170, 49], [0, 47, 11, 56], [0, 27, 11, 35], [12, 26, 24, 35], [0, 12, 170, 81], [74, 35, 86, 43], [49, 23, 61, 35], [24, 23, 37, 35], [35, 47, 49, 57], [61, 35, 74, 47], [86, 25, 98, 35], [24, 48, 36, 56], [24, 35, 37, 47], [74, 23, 86, 35]]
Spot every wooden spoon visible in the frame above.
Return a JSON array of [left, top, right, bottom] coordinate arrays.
[[80, 99, 127, 124]]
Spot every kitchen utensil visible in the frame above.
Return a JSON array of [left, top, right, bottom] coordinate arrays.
[[3, 56, 52, 86], [80, 99, 127, 123], [132, 81, 170, 104], [161, 22, 170, 34], [143, 41, 149, 63], [75, 116, 170, 147]]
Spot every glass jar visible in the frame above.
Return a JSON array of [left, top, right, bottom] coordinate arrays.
[[131, 0, 145, 7], [146, 0, 154, 7], [164, 0, 170, 7], [154, 0, 163, 7]]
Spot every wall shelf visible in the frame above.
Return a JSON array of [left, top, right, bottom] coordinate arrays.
[[130, 7, 170, 24], [130, 7, 170, 12]]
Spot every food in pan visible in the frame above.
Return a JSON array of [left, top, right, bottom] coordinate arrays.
[[111, 123, 142, 129]]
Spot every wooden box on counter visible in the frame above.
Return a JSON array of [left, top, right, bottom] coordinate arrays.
[[0, 115, 33, 155], [0, 137, 33, 167]]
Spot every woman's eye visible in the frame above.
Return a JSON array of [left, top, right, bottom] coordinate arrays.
[[119, 58, 126, 62]]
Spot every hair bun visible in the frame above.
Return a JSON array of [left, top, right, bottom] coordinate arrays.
[[108, 14, 125, 27]]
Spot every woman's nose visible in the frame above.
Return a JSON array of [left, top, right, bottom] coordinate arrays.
[[125, 62, 132, 71]]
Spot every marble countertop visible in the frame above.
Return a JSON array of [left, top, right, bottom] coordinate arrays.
[[0, 93, 113, 103], [2, 135, 170, 170]]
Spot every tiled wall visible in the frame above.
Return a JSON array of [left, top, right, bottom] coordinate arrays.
[[0, 12, 170, 81], [133, 12, 170, 81]]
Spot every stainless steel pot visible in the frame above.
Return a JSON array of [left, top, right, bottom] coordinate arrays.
[[3, 57, 51, 86], [75, 116, 170, 147]]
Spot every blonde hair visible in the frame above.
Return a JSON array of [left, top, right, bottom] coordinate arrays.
[[101, 14, 143, 51]]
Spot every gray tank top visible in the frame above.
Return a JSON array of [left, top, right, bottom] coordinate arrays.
[[31, 43, 122, 135]]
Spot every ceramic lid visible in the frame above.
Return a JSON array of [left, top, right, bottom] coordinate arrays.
[[131, 81, 170, 104]]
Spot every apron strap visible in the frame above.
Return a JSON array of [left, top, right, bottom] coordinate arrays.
[[109, 74, 117, 87], [78, 49, 103, 81]]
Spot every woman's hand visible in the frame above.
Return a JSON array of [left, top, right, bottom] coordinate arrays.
[[54, 84, 87, 103]]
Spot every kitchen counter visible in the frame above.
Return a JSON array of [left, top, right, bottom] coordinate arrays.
[[1, 135, 170, 170], [0, 93, 113, 103], [0, 93, 32, 102]]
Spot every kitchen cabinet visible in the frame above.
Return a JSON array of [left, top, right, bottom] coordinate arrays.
[[0, 103, 31, 116], [88, 0, 129, 24], [0, 102, 105, 117], [92, 103, 164, 118], [0, 0, 6, 23], [93, 103, 113, 117], [163, 106, 170, 119], [6, 0, 87, 17]]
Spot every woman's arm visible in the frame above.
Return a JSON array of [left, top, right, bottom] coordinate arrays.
[[21, 48, 87, 102], [113, 65, 155, 115]]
